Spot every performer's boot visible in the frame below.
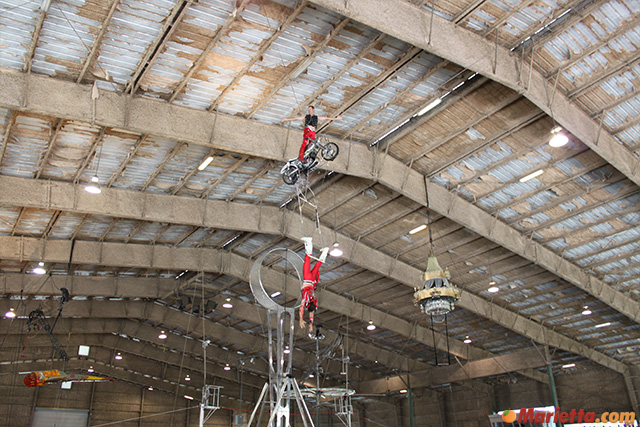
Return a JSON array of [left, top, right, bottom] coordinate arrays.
[[319, 247, 329, 263], [301, 237, 313, 254]]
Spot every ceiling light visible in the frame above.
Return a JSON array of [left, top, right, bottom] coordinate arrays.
[[5, 308, 16, 319], [595, 322, 611, 328], [562, 363, 576, 369], [519, 169, 544, 183], [185, 375, 190, 381], [85, 175, 102, 194], [78, 345, 90, 356], [549, 126, 569, 147], [270, 291, 281, 298], [184, 395, 194, 400], [582, 306, 592, 316], [417, 98, 442, 116], [222, 298, 233, 309], [409, 224, 427, 235], [367, 321, 376, 331], [158, 331, 167, 340], [115, 353, 123, 360], [309, 373, 314, 378], [87, 366, 94, 373], [464, 336, 472, 344], [33, 262, 46, 275], [399, 389, 408, 394], [329, 244, 343, 257], [488, 286, 500, 293], [224, 364, 231, 371], [148, 386, 153, 391], [198, 156, 214, 171], [284, 346, 291, 354]]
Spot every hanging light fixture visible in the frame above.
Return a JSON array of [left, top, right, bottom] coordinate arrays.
[[85, 175, 101, 194], [549, 125, 569, 147], [5, 308, 16, 319], [329, 242, 343, 257], [33, 262, 46, 275], [413, 182, 461, 316], [222, 298, 233, 309], [366, 320, 376, 331], [114, 353, 123, 360], [158, 330, 167, 340], [463, 336, 472, 344], [87, 366, 94, 373], [223, 364, 231, 371]]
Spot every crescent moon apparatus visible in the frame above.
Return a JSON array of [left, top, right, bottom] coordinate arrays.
[[249, 247, 304, 311]]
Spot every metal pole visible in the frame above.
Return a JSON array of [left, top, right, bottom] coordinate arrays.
[[408, 389, 415, 427], [546, 365, 562, 427]]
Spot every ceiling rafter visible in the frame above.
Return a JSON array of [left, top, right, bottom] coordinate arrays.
[[378, 76, 489, 151], [107, 134, 150, 187], [538, 202, 640, 246], [342, 60, 455, 141], [34, 118, 64, 179], [509, 0, 611, 50], [200, 155, 249, 199], [544, 17, 640, 79], [590, 80, 640, 118], [3, 331, 265, 390], [72, 127, 107, 185], [76, 0, 122, 84], [309, 0, 640, 186], [0, 195, 626, 379], [0, 110, 17, 168], [611, 113, 640, 134], [141, 142, 187, 192], [24, 3, 48, 74], [572, 235, 640, 265], [427, 110, 545, 178], [168, 0, 252, 103], [4, 75, 639, 341], [562, 221, 640, 253], [227, 160, 275, 202], [517, 187, 639, 234], [502, 173, 628, 224], [567, 50, 640, 99], [289, 33, 387, 118], [171, 149, 216, 195], [246, 17, 351, 119], [484, 158, 609, 214], [208, 1, 309, 111], [317, 46, 423, 134], [124, 0, 195, 94], [407, 91, 523, 163], [468, 144, 604, 203], [0, 235, 550, 380]]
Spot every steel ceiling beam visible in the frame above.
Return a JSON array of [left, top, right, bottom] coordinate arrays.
[[0, 298, 365, 383], [0, 278, 419, 376], [0, 76, 637, 365], [0, 231, 534, 369], [0, 230, 617, 379], [358, 348, 548, 394], [307, 0, 640, 187]]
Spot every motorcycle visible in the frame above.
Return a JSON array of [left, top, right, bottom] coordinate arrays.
[[281, 136, 339, 185]]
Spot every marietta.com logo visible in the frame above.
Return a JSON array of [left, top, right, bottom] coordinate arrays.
[[501, 408, 636, 424]]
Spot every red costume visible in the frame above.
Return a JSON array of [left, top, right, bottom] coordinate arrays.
[[299, 114, 318, 161], [300, 253, 322, 318]]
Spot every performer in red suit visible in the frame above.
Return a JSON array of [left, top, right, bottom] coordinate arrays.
[[281, 106, 342, 162], [299, 237, 329, 333]]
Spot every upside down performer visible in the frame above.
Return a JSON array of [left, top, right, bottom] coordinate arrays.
[[281, 105, 342, 162], [299, 237, 329, 334]]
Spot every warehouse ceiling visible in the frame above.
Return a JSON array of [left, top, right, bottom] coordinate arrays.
[[0, 0, 639, 403]]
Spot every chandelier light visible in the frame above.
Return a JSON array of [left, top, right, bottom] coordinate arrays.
[[413, 251, 461, 316]]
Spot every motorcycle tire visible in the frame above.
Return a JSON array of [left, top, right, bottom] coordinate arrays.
[[282, 164, 299, 185], [321, 142, 339, 161]]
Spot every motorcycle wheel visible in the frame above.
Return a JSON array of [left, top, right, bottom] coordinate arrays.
[[321, 142, 339, 161], [282, 164, 299, 185]]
